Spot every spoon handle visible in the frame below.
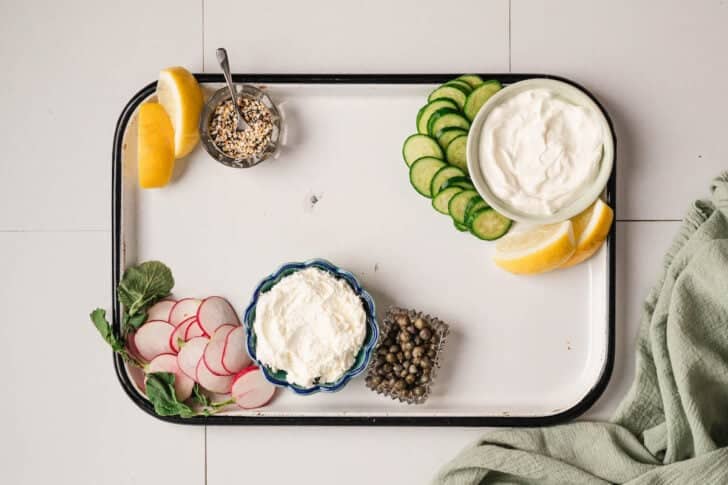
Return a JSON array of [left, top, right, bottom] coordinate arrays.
[[215, 48, 248, 130]]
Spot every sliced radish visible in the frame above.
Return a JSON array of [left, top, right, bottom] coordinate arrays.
[[184, 319, 206, 340], [134, 320, 175, 361], [202, 324, 236, 376], [146, 299, 176, 322], [127, 363, 147, 394], [146, 353, 194, 401], [169, 298, 202, 326], [231, 366, 276, 409], [196, 358, 233, 394], [221, 326, 251, 374], [177, 336, 209, 381], [169, 316, 196, 353], [197, 296, 240, 336], [126, 331, 146, 364]]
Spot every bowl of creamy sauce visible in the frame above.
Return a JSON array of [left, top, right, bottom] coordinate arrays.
[[467, 79, 614, 223], [243, 259, 378, 395]]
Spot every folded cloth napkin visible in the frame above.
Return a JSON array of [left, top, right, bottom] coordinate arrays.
[[434, 173, 728, 485]]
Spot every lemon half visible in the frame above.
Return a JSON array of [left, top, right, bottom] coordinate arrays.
[[561, 199, 614, 268], [137, 102, 175, 188], [493, 221, 576, 275], [156, 67, 203, 158]]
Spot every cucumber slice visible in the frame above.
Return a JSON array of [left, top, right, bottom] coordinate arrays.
[[426, 108, 461, 136], [454, 221, 468, 232], [444, 80, 473, 94], [445, 135, 468, 172], [457, 74, 485, 88], [432, 187, 463, 214], [438, 128, 468, 149], [416, 99, 458, 134], [463, 80, 503, 121], [464, 198, 489, 227], [469, 208, 512, 240], [428, 112, 470, 138], [448, 189, 480, 225], [402, 134, 443, 167], [430, 166, 466, 198], [440, 176, 474, 192], [409, 157, 446, 198], [428, 84, 469, 109]]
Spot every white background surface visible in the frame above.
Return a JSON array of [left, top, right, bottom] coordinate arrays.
[[0, 0, 725, 484]]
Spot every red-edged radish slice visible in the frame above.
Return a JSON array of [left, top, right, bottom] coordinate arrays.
[[177, 336, 209, 381], [169, 298, 202, 326], [231, 366, 276, 409], [169, 316, 196, 353], [127, 363, 147, 394], [126, 331, 146, 364], [184, 319, 206, 340], [202, 324, 236, 376], [146, 299, 176, 323], [197, 296, 240, 336], [146, 353, 194, 401], [196, 358, 233, 394], [221, 326, 251, 375], [135, 320, 175, 361]]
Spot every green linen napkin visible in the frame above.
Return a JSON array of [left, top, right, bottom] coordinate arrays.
[[434, 173, 728, 485]]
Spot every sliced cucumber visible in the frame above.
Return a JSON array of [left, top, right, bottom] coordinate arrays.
[[454, 221, 468, 232], [469, 208, 512, 240], [448, 189, 480, 225], [457, 74, 485, 88], [428, 112, 470, 138], [432, 187, 463, 214], [445, 135, 468, 172], [464, 198, 489, 227], [440, 176, 474, 192], [463, 80, 503, 121], [416, 99, 458, 134], [402, 134, 443, 167], [444, 80, 473, 94], [430, 166, 466, 198], [428, 84, 469, 109], [437, 127, 468, 149], [426, 108, 461, 136], [409, 157, 446, 198]]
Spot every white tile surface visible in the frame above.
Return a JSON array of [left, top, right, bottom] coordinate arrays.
[[203, 0, 509, 73], [511, 0, 728, 220], [0, 232, 204, 485], [0, 0, 202, 232]]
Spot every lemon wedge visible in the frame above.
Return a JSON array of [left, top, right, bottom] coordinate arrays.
[[156, 67, 204, 158], [561, 199, 614, 268], [493, 221, 576, 275], [137, 102, 175, 188]]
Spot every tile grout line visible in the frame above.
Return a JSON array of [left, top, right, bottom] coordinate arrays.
[[201, 0, 205, 72], [507, 0, 512, 72], [204, 425, 208, 485], [0, 229, 110, 233]]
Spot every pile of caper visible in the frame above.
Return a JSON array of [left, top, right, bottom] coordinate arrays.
[[365, 308, 446, 403]]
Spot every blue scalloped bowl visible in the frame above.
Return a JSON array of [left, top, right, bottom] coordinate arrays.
[[243, 259, 379, 395]]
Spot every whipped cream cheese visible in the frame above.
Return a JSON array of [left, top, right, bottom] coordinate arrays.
[[479, 88, 604, 216], [253, 267, 366, 387]]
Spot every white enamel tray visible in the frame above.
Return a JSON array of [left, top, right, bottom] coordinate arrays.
[[112, 74, 615, 425]]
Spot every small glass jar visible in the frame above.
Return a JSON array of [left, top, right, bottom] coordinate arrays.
[[199, 84, 282, 168]]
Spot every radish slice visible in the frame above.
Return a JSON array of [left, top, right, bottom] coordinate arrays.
[[127, 363, 147, 394], [134, 320, 175, 361], [197, 296, 240, 336], [221, 326, 251, 374], [169, 298, 202, 326], [196, 358, 233, 394], [169, 317, 196, 353], [146, 353, 194, 401], [126, 332, 146, 364], [177, 336, 209, 381], [184, 319, 206, 340], [202, 324, 236, 376], [231, 366, 276, 409], [146, 299, 176, 322]]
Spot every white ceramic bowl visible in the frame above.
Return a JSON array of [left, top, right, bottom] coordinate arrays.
[[466, 78, 615, 224]]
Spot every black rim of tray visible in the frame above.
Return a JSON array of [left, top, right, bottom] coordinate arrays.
[[112, 73, 617, 426]]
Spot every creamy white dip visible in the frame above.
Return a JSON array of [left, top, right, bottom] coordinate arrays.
[[479, 89, 603, 216], [253, 267, 366, 387]]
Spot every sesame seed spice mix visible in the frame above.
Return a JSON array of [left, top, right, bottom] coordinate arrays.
[[209, 96, 274, 159]]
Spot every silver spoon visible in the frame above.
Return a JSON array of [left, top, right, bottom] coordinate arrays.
[[216, 47, 249, 131]]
